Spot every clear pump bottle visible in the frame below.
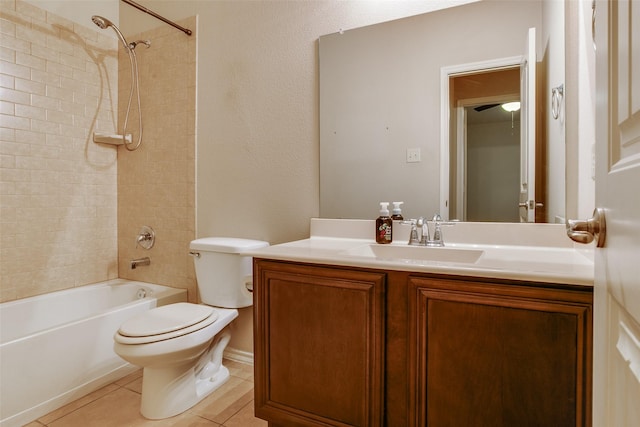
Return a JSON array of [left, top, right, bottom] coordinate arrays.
[[376, 202, 393, 244], [391, 201, 404, 221]]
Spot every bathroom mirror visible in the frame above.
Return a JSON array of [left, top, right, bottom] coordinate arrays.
[[319, 0, 565, 222]]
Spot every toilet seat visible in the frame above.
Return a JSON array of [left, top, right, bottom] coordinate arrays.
[[115, 303, 219, 345]]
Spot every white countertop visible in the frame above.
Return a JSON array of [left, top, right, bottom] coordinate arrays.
[[247, 219, 594, 286]]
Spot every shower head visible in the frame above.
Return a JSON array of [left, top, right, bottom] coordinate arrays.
[[91, 15, 130, 50], [91, 15, 111, 29]]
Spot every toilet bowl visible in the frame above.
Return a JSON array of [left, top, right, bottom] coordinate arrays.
[[113, 237, 269, 420]]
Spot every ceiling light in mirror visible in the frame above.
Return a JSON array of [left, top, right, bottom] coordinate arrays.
[[501, 101, 521, 112]]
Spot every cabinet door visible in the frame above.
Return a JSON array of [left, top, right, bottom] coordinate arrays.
[[254, 260, 386, 427], [408, 277, 592, 427]]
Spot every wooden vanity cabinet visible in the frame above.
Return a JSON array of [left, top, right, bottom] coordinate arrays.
[[253, 259, 386, 427], [406, 275, 593, 427], [253, 260, 592, 427]]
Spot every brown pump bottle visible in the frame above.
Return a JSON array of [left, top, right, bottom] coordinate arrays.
[[376, 202, 392, 244]]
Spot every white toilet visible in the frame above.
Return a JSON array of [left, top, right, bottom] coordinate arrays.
[[113, 237, 269, 420]]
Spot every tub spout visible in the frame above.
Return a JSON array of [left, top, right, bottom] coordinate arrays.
[[130, 257, 150, 269]]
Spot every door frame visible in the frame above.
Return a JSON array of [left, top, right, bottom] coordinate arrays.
[[440, 56, 523, 220]]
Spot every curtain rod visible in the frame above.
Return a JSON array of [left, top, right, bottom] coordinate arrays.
[[121, 0, 192, 36]]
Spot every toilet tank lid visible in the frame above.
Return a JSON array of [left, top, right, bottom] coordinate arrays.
[[190, 237, 269, 253]]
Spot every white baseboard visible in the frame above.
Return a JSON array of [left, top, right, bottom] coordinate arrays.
[[223, 347, 254, 365]]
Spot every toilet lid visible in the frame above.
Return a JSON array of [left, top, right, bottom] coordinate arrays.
[[118, 303, 217, 338]]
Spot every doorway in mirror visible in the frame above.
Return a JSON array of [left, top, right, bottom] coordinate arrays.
[[450, 68, 523, 222]]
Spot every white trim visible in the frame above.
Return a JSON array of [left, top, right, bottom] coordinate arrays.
[[523, 27, 537, 222], [223, 347, 254, 365], [440, 56, 523, 220], [455, 106, 466, 220]]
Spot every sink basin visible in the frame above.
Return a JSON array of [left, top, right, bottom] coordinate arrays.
[[344, 244, 484, 264]]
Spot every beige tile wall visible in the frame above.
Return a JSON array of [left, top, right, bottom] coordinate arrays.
[[0, 0, 119, 302], [0, 2, 197, 303], [116, 17, 197, 302]]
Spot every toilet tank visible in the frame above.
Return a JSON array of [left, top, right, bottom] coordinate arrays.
[[190, 237, 269, 308]]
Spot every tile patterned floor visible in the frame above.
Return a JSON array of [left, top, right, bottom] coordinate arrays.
[[25, 360, 267, 427]]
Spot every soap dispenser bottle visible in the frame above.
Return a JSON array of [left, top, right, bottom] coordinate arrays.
[[391, 201, 404, 220], [376, 202, 393, 244]]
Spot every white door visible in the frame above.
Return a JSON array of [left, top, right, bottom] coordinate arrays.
[[593, 0, 640, 425], [519, 27, 537, 222]]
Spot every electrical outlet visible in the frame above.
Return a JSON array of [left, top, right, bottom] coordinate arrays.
[[406, 148, 421, 163]]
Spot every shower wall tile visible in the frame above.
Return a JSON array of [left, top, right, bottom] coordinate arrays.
[[0, 1, 119, 302], [117, 17, 197, 302]]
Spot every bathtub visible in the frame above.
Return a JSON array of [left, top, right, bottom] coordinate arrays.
[[0, 279, 187, 427]]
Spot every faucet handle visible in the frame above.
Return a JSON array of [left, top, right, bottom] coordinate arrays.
[[135, 225, 155, 250], [426, 214, 444, 247], [431, 222, 443, 246], [407, 219, 420, 245]]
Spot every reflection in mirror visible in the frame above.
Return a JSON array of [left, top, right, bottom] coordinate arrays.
[[319, 0, 566, 223], [464, 102, 521, 221], [449, 68, 521, 222]]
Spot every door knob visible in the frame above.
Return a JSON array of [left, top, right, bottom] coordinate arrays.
[[566, 208, 606, 247]]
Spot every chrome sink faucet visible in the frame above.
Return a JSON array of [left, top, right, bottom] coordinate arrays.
[[408, 217, 431, 246], [420, 217, 431, 245], [407, 214, 445, 246]]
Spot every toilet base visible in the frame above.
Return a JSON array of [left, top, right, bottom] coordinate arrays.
[[139, 331, 232, 419]]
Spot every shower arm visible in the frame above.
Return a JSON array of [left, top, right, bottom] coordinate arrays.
[[121, 0, 192, 36]]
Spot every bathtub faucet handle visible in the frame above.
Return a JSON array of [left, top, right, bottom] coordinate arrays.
[[136, 226, 155, 250]]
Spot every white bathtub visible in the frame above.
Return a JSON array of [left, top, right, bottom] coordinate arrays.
[[0, 279, 187, 427]]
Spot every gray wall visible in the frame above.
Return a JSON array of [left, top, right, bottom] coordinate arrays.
[[319, 1, 542, 220]]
